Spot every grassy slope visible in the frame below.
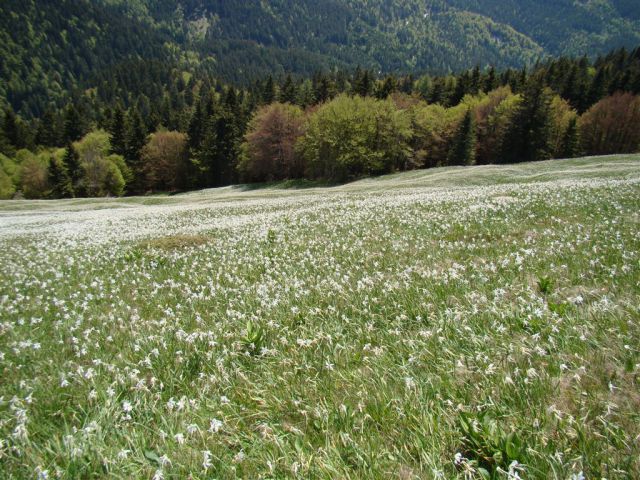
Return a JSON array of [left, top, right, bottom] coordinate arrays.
[[0, 155, 639, 479]]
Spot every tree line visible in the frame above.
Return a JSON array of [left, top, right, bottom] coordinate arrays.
[[1, 47, 639, 199]]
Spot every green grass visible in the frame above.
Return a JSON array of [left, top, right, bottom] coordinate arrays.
[[0, 154, 639, 479]]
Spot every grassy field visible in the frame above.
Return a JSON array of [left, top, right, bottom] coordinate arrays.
[[1, 154, 639, 479]]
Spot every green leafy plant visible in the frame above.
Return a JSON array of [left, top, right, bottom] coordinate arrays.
[[242, 320, 265, 355], [458, 411, 525, 477], [537, 275, 554, 295]]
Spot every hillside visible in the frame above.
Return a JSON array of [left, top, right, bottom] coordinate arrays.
[[2, 0, 640, 115], [1, 155, 639, 478]]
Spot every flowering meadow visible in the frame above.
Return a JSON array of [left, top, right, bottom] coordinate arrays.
[[1, 155, 639, 479]]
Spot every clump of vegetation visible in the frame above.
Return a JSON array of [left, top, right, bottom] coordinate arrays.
[[457, 411, 525, 477], [537, 275, 554, 295]]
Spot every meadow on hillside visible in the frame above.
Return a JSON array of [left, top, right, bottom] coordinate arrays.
[[0, 155, 639, 479]]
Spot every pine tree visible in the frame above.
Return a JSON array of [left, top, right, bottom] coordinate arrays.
[[109, 106, 127, 156], [48, 157, 73, 199], [447, 109, 476, 166]]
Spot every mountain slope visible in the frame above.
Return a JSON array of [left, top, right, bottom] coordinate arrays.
[[2, 0, 640, 115]]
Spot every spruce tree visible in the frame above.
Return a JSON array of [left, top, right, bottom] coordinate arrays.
[[587, 67, 608, 108], [375, 77, 397, 100], [279, 75, 298, 104], [500, 74, 553, 163], [314, 76, 332, 104], [262, 76, 276, 105], [484, 66, 498, 92], [35, 110, 60, 147], [560, 117, 581, 158], [124, 108, 147, 193], [353, 68, 373, 97], [109, 106, 127, 156], [296, 79, 315, 108], [63, 143, 82, 194], [63, 104, 84, 143], [3, 108, 19, 147], [48, 158, 73, 199], [451, 71, 470, 105], [447, 109, 476, 166]]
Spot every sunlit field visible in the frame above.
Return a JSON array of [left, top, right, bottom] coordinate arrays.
[[1, 155, 639, 479]]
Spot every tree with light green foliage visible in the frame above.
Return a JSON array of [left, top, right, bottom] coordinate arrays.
[[74, 130, 127, 197], [0, 153, 15, 198], [299, 94, 412, 181]]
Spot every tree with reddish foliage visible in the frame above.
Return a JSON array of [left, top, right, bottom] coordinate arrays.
[[579, 92, 640, 155], [238, 103, 306, 182], [141, 131, 189, 192]]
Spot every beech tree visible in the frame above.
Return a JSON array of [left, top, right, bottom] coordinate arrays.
[[238, 103, 306, 182], [141, 131, 189, 191], [300, 94, 412, 181], [579, 92, 640, 155]]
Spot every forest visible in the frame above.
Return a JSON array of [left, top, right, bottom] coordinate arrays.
[[1, 47, 640, 199]]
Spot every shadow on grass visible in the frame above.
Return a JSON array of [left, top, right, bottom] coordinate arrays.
[[231, 178, 343, 191]]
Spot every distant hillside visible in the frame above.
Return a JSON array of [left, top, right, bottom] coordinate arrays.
[[2, 0, 640, 115]]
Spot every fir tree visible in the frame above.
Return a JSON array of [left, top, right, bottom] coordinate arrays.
[[447, 109, 476, 166]]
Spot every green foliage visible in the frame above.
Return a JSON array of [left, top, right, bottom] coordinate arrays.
[[0, 165, 15, 199], [537, 276, 554, 295], [300, 94, 413, 181], [242, 320, 266, 356], [458, 410, 526, 476]]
